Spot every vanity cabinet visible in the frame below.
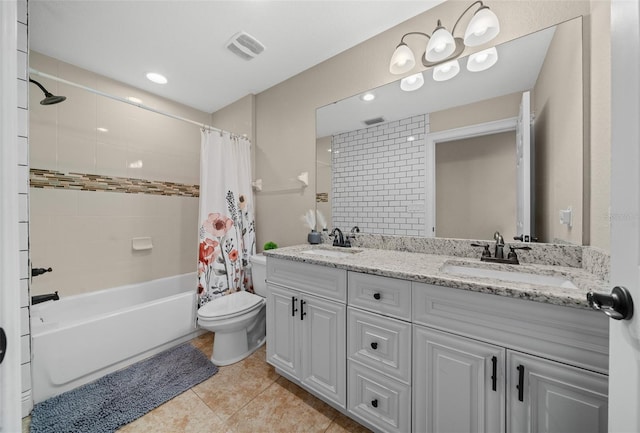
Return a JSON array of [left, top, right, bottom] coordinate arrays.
[[347, 272, 412, 433], [266, 258, 347, 409], [413, 326, 505, 433], [413, 282, 609, 433]]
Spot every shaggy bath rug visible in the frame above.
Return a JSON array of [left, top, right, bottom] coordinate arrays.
[[30, 343, 218, 433]]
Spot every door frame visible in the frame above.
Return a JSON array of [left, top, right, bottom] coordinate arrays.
[[0, 0, 24, 431], [425, 117, 518, 237]]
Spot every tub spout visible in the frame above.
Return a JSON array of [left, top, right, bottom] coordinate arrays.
[[32, 291, 59, 305]]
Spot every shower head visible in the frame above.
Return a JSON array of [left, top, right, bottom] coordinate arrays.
[[29, 78, 66, 105]]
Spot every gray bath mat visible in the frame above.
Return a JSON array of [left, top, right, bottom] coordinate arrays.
[[30, 342, 218, 433]]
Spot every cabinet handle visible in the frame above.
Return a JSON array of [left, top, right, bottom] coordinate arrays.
[[291, 296, 298, 317], [373, 293, 381, 300], [491, 356, 497, 392], [371, 399, 378, 408], [517, 364, 525, 402], [300, 299, 306, 321], [370, 342, 378, 350]]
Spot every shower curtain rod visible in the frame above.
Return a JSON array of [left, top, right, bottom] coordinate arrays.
[[29, 68, 243, 139]]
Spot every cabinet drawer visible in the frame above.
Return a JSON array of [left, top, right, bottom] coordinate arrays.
[[348, 361, 411, 433], [412, 282, 609, 374], [267, 257, 347, 302], [348, 307, 411, 384], [348, 272, 411, 320]]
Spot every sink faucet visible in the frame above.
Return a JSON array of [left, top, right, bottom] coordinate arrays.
[[494, 231, 505, 259], [330, 228, 346, 247]]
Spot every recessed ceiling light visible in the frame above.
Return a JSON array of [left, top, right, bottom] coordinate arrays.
[[360, 92, 375, 102], [97, 127, 108, 133], [146, 72, 167, 84], [126, 96, 143, 104]]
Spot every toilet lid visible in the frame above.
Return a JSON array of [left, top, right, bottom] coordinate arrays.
[[198, 291, 263, 319]]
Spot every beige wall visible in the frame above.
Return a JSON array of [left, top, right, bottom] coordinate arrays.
[[533, 18, 584, 245], [430, 92, 521, 132], [436, 131, 517, 239], [29, 52, 210, 296], [214, 0, 610, 249]]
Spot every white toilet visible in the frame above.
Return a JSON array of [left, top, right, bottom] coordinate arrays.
[[197, 254, 267, 366]]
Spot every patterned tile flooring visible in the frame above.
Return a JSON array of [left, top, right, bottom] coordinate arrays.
[[23, 333, 371, 433]]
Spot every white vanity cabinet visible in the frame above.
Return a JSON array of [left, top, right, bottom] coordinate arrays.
[[413, 326, 505, 433], [347, 272, 412, 433], [412, 282, 610, 433], [266, 258, 347, 409]]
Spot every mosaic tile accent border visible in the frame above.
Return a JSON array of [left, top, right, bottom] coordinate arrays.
[[30, 168, 200, 197]]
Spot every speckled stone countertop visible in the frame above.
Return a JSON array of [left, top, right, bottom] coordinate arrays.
[[263, 244, 609, 310]]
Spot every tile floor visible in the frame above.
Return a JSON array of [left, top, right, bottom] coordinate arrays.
[[22, 333, 372, 433]]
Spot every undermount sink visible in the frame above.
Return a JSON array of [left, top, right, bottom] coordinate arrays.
[[442, 264, 578, 289], [301, 248, 361, 259]]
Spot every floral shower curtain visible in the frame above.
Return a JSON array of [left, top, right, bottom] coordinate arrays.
[[197, 130, 255, 306]]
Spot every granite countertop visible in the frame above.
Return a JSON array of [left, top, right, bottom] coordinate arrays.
[[263, 244, 609, 310]]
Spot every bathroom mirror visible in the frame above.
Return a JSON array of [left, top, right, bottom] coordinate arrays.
[[316, 17, 585, 245]]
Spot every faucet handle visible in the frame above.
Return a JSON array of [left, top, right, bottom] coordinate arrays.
[[471, 243, 491, 258], [507, 245, 532, 262]]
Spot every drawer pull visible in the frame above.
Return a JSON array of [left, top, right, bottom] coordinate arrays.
[[491, 356, 497, 391], [371, 399, 378, 408], [300, 299, 306, 321], [517, 364, 525, 402], [291, 296, 298, 317], [373, 293, 381, 300], [370, 342, 378, 350]]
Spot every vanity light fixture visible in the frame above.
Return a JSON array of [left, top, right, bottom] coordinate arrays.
[[400, 72, 425, 91], [360, 92, 376, 102], [146, 72, 167, 84], [433, 60, 461, 82], [467, 46, 498, 72], [388, 0, 500, 73]]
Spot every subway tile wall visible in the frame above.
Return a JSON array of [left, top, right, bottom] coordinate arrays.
[[17, 0, 32, 417], [332, 114, 428, 236]]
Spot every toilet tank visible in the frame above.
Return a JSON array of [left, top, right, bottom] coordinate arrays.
[[249, 254, 267, 297]]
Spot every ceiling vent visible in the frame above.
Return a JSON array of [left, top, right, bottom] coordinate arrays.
[[226, 31, 265, 61], [363, 117, 385, 126]]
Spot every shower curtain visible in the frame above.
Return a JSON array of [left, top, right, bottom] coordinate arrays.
[[197, 130, 256, 306]]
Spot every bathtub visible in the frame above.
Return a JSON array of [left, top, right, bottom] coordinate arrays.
[[31, 272, 200, 403]]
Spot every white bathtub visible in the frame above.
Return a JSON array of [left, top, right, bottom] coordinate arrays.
[[31, 272, 200, 403]]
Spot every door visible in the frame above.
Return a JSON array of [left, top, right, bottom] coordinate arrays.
[[300, 294, 346, 408], [516, 91, 532, 240], [266, 284, 299, 378], [413, 326, 505, 433], [1, 1, 23, 431], [507, 351, 608, 433], [609, 0, 640, 431]]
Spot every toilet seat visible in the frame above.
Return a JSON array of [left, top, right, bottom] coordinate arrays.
[[198, 291, 264, 320]]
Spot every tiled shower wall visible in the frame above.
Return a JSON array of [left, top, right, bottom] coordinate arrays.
[[332, 114, 428, 236], [16, 0, 32, 416], [28, 51, 210, 298]]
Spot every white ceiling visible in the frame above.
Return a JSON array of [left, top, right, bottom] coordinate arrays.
[[29, 0, 446, 114]]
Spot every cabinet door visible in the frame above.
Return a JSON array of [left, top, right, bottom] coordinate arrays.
[[507, 351, 608, 433], [266, 284, 300, 378], [414, 326, 505, 433], [300, 294, 346, 408]]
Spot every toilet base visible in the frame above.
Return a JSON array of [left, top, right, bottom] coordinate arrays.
[[211, 334, 266, 366]]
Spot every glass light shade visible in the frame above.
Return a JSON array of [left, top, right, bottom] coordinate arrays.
[[400, 73, 425, 91], [464, 7, 500, 46], [433, 60, 460, 82], [467, 47, 498, 72], [389, 43, 416, 75], [425, 27, 456, 62]]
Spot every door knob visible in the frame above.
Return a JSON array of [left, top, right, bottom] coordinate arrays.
[[587, 286, 634, 320]]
